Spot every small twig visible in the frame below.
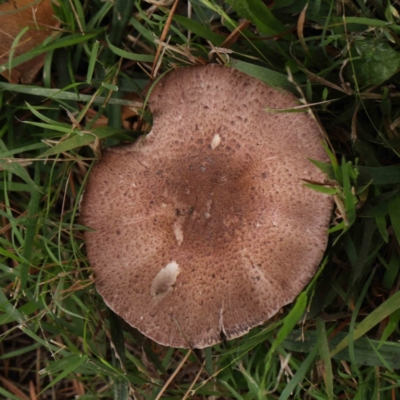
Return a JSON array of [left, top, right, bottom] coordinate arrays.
[[187, 1, 192, 44], [220, 20, 251, 48], [155, 350, 191, 400], [182, 360, 205, 400], [151, 0, 180, 78], [68, 0, 84, 34]]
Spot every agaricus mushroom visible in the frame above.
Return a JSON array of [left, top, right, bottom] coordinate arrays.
[[81, 64, 333, 348]]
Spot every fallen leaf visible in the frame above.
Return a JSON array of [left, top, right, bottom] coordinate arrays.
[[121, 91, 142, 129], [348, 38, 400, 87], [0, 0, 60, 83]]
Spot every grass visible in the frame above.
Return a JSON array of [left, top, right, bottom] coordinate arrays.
[[1, 0, 400, 398]]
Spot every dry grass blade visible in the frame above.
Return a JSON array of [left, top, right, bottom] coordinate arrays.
[[151, 0, 179, 77], [297, 3, 309, 57], [220, 20, 251, 49], [154, 350, 191, 400], [182, 360, 205, 400]]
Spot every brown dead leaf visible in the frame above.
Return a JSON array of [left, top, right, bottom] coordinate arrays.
[[121, 91, 142, 129], [0, 376, 30, 400], [0, 0, 60, 83]]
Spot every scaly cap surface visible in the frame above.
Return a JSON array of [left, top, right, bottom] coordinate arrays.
[[81, 64, 333, 348]]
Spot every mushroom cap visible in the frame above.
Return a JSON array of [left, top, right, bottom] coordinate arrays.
[[81, 64, 333, 348]]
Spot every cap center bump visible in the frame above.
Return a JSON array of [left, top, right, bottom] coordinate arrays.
[[164, 151, 260, 255]]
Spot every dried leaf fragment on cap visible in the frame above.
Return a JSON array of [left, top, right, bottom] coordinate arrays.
[[81, 64, 334, 349], [0, 0, 59, 83]]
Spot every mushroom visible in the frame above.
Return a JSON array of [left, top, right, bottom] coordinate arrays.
[[80, 64, 333, 348]]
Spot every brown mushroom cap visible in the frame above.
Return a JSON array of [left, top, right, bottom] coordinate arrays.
[[81, 64, 333, 348]]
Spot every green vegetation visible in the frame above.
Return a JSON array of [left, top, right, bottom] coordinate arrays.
[[1, 0, 400, 398]]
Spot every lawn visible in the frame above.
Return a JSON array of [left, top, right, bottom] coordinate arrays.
[[1, 0, 400, 399]]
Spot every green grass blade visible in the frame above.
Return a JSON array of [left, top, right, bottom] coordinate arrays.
[[283, 329, 400, 369], [106, 37, 155, 62], [40, 354, 89, 394], [264, 291, 308, 374], [379, 309, 400, 348], [87, 41, 100, 84], [19, 162, 41, 290], [330, 290, 400, 357], [230, 59, 295, 92], [24, 102, 69, 127], [225, 0, 291, 38], [358, 165, 400, 185], [304, 183, 337, 195], [279, 345, 319, 400], [0, 82, 141, 106], [316, 317, 334, 400], [0, 32, 101, 74], [382, 251, 400, 290], [38, 127, 132, 158], [110, 0, 135, 46], [109, 310, 129, 400], [0, 387, 24, 400], [0, 141, 41, 193], [388, 195, 400, 244], [0, 289, 25, 324], [174, 15, 225, 45], [332, 16, 400, 33], [8, 26, 30, 81], [219, 380, 245, 400], [341, 158, 356, 227]]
